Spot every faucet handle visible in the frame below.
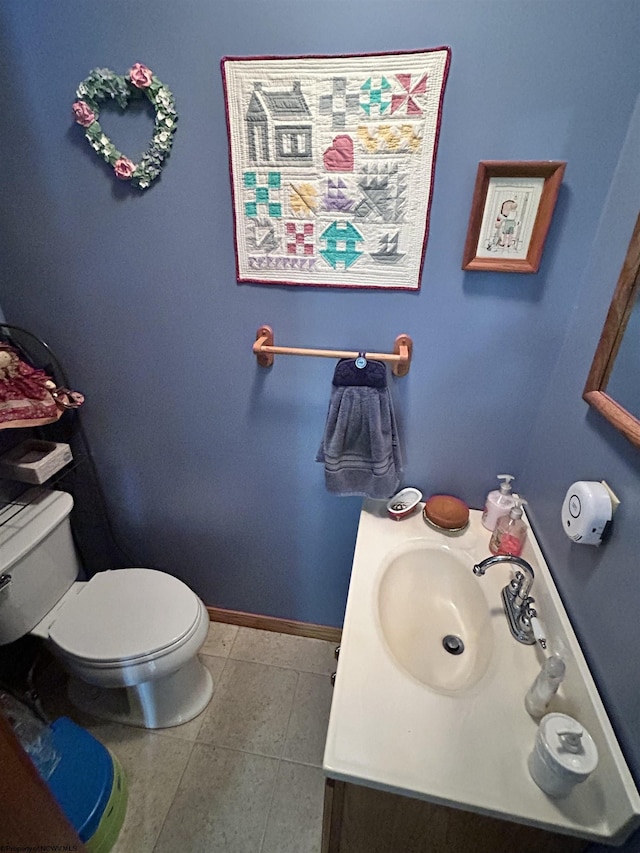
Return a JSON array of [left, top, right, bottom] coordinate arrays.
[[522, 600, 548, 649], [521, 597, 537, 626], [530, 616, 547, 650], [506, 572, 524, 601]]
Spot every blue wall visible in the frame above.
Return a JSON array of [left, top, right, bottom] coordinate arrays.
[[522, 94, 640, 852], [2, 0, 640, 820]]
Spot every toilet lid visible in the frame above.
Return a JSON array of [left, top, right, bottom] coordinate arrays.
[[49, 569, 202, 663]]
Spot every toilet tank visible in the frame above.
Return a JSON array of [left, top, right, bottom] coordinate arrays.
[[0, 489, 80, 645]]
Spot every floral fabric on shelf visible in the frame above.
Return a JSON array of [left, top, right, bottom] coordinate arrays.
[[0, 344, 84, 429]]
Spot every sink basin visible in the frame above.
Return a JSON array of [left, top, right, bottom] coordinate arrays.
[[377, 541, 493, 693], [324, 501, 640, 846]]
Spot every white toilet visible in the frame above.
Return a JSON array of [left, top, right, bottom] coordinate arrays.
[[0, 488, 213, 729]]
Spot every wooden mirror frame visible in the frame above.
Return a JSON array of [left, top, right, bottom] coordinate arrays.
[[583, 211, 640, 448]]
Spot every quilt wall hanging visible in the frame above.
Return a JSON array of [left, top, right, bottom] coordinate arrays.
[[222, 48, 450, 290]]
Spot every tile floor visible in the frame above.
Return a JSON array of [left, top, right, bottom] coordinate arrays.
[[38, 622, 338, 853]]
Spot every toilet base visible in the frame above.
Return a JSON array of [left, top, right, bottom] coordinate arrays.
[[67, 656, 214, 729]]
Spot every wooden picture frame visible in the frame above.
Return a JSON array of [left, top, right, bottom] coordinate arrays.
[[462, 161, 565, 273]]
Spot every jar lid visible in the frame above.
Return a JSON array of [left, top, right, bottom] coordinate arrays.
[[538, 713, 599, 779]]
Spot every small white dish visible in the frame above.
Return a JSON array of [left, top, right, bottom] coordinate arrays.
[[386, 487, 423, 521]]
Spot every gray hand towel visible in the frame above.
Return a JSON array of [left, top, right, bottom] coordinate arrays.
[[316, 383, 402, 498]]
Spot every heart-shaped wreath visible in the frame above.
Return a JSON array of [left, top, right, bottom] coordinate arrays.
[[72, 63, 177, 190]]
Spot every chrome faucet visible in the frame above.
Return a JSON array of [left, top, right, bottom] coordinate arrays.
[[473, 554, 537, 645]]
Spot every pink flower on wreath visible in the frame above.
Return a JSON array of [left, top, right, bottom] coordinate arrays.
[[129, 63, 153, 89], [113, 157, 136, 181], [72, 100, 96, 127]]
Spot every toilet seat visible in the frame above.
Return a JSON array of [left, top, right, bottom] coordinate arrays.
[[49, 568, 202, 665]]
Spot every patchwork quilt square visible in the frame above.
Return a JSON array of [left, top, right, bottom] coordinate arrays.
[[222, 48, 450, 290]]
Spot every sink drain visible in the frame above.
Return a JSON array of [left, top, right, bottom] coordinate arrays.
[[442, 634, 465, 655]]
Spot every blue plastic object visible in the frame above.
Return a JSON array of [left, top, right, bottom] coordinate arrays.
[[46, 717, 114, 842]]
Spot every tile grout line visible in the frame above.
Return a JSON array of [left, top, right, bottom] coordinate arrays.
[[258, 667, 302, 853], [153, 654, 230, 745], [175, 739, 324, 769], [151, 738, 198, 853], [227, 660, 335, 677], [281, 668, 301, 755], [226, 624, 243, 660], [257, 757, 285, 853], [128, 627, 333, 851], [150, 646, 232, 851], [226, 626, 338, 676]]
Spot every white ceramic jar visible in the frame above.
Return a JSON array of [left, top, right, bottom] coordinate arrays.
[[528, 713, 598, 798]]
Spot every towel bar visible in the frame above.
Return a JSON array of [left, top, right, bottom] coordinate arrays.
[[253, 326, 413, 377]]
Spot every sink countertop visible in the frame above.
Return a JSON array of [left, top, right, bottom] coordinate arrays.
[[323, 501, 640, 845]]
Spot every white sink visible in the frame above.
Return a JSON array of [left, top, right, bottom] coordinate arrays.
[[324, 501, 640, 846], [378, 541, 493, 693]]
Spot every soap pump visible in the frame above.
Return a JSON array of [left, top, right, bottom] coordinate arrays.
[[481, 474, 516, 531], [489, 496, 528, 556], [525, 655, 566, 719]]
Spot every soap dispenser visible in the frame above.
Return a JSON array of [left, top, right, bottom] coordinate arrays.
[[481, 474, 516, 531], [489, 496, 528, 556], [525, 655, 566, 719]]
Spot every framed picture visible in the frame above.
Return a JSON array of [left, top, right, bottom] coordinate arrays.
[[462, 161, 565, 273]]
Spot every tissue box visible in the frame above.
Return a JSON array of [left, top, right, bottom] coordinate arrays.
[[0, 440, 73, 484]]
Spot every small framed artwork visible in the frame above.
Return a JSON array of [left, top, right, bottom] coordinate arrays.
[[462, 161, 565, 273]]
